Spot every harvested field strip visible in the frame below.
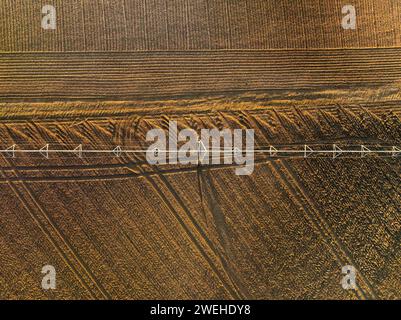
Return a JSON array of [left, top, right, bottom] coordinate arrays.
[[0, 103, 399, 299], [1, 105, 399, 162], [1, 49, 401, 101], [1, 0, 401, 51], [1, 101, 401, 121], [244, 106, 394, 299]]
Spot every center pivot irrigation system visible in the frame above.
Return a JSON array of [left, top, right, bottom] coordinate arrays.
[[0, 143, 400, 160]]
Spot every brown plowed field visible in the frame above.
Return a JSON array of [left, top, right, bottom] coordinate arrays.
[[0, 0, 399, 300], [1, 0, 401, 51]]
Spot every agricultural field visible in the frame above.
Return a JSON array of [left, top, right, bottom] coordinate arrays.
[[0, 0, 400, 300], [1, 0, 401, 51]]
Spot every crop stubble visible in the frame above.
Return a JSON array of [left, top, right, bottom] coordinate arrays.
[[0, 0, 400, 299]]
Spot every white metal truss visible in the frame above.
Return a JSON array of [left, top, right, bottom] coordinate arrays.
[[0, 144, 400, 159]]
